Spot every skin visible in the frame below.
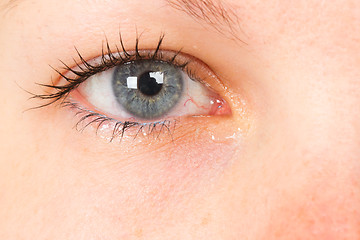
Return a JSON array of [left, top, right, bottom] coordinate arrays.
[[0, 0, 360, 239]]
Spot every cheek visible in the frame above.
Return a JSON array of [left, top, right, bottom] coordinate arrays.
[[264, 179, 360, 240], [248, 135, 360, 239]]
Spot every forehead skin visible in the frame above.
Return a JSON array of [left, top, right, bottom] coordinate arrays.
[[0, 0, 360, 239]]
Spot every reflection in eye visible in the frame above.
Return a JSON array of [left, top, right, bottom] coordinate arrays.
[[33, 35, 230, 141]]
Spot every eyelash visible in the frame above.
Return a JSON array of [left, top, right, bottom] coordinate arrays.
[[30, 34, 197, 142], [62, 101, 177, 142]]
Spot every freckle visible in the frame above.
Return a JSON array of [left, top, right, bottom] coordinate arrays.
[[82, 147, 90, 154], [134, 228, 143, 238], [201, 213, 212, 226]]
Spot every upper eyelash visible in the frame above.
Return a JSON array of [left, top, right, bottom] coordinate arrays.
[[30, 33, 189, 109]]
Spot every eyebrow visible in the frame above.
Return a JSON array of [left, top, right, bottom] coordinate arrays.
[[1, 0, 246, 43], [0, 0, 19, 13], [167, 0, 245, 43]]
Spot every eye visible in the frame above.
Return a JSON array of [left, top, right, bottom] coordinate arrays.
[[78, 59, 225, 121], [34, 35, 231, 141]]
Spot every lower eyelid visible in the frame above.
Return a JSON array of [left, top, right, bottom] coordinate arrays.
[[62, 82, 232, 143], [60, 100, 180, 142], [60, 99, 235, 146]]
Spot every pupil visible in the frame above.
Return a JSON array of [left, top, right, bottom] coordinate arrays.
[[138, 71, 163, 96]]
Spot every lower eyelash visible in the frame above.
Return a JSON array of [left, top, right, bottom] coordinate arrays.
[[62, 101, 177, 142]]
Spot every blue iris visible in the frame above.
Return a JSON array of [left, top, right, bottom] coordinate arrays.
[[112, 60, 184, 120]]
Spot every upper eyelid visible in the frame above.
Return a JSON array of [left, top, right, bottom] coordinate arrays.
[[31, 35, 198, 109], [61, 34, 181, 76], [59, 48, 191, 87], [49, 34, 168, 84]]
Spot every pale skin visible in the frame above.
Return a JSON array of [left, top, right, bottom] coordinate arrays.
[[0, 0, 360, 239]]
